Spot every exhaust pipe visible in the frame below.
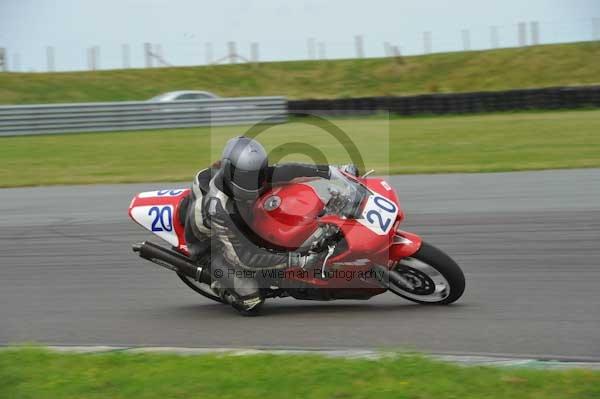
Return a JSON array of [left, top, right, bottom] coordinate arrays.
[[132, 241, 211, 284]]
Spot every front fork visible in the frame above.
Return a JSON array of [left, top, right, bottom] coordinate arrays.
[[372, 230, 423, 290]]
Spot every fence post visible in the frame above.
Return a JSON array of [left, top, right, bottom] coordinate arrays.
[[227, 41, 237, 63], [122, 44, 130, 69], [392, 46, 403, 64], [154, 44, 161, 65], [144, 43, 153, 68], [13, 52, 20, 72], [205, 42, 213, 65], [250, 42, 259, 64], [354, 35, 364, 58], [154, 44, 164, 66], [423, 31, 432, 54], [490, 26, 500, 49], [0, 48, 6, 72], [87, 47, 100, 71], [518, 22, 527, 46], [461, 29, 471, 51], [307, 38, 316, 60], [46, 46, 55, 72], [388, 45, 403, 73], [530, 21, 540, 45], [384, 42, 392, 57], [317, 42, 326, 60], [86, 48, 91, 70], [94, 46, 100, 70]]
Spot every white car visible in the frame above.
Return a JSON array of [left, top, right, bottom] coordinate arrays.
[[146, 90, 257, 116], [147, 91, 225, 115], [148, 90, 219, 102]]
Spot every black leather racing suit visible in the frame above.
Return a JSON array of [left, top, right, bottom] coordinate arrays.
[[184, 163, 331, 300]]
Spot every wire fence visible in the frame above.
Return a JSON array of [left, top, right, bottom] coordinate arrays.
[[1, 17, 599, 73]]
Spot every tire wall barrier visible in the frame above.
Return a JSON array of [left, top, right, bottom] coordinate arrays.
[[287, 86, 600, 116]]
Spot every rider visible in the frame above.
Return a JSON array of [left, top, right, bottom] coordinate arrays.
[[184, 136, 357, 312]]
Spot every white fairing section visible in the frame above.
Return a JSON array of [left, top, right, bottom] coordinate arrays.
[[138, 189, 186, 199], [130, 205, 179, 247], [358, 194, 398, 235]]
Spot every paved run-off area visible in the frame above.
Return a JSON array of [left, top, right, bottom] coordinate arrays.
[[0, 169, 599, 360]]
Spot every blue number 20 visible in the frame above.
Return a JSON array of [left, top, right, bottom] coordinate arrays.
[[366, 196, 397, 232], [157, 190, 183, 196], [148, 206, 173, 232]]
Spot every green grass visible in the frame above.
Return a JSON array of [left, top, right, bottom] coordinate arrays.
[[1, 110, 599, 187], [1, 42, 599, 104], [0, 348, 598, 399]]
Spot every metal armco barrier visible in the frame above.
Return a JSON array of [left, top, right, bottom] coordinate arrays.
[[288, 86, 600, 116], [0, 97, 287, 136], [1, 86, 599, 137]]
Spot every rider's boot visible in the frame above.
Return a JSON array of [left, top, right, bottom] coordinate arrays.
[[187, 238, 210, 262], [210, 256, 264, 315], [183, 195, 212, 262]]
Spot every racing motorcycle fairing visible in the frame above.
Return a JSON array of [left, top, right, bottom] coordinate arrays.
[[128, 188, 190, 254], [127, 170, 423, 298]]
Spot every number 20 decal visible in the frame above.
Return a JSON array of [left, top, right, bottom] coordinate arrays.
[[148, 206, 173, 232], [364, 196, 397, 234], [156, 190, 183, 196]]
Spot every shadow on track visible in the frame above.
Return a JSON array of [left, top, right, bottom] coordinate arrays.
[[170, 300, 470, 318]]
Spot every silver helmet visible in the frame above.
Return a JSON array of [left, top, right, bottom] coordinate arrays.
[[221, 136, 268, 201]]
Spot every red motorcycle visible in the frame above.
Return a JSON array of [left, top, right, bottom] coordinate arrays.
[[129, 168, 465, 314]]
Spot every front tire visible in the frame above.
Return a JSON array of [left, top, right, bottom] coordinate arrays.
[[388, 241, 465, 305]]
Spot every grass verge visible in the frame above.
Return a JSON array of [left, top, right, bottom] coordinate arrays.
[[1, 110, 599, 188], [0, 348, 598, 399], [1, 42, 599, 104]]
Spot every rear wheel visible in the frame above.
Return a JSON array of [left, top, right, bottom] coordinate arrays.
[[175, 249, 225, 304], [388, 241, 465, 305], [177, 273, 225, 304]]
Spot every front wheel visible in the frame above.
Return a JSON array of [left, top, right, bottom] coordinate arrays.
[[388, 241, 465, 305]]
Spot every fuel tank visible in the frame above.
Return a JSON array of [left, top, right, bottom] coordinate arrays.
[[251, 183, 323, 250]]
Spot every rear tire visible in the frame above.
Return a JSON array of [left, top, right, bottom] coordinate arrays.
[[388, 241, 465, 305], [177, 273, 225, 304], [175, 250, 225, 304]]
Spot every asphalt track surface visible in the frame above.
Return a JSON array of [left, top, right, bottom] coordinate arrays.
[[1, 169, 599, 360]]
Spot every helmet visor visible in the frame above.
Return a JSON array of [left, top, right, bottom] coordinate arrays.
[[230, 166, 266, 193]]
